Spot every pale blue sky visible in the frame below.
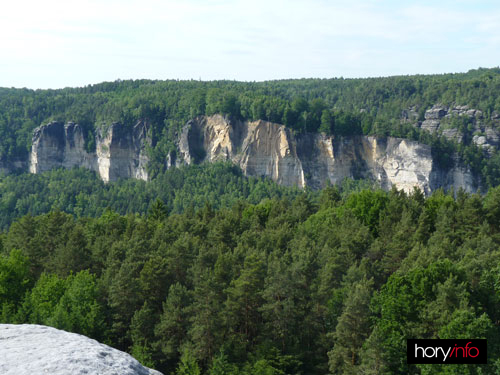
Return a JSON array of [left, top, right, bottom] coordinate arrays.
[[1, 0, 499, 89]]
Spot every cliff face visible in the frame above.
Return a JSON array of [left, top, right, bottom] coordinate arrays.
[[29, 121, 150, 182], [403, 104, 500, 154], [179, 115, 479, 194], [179, 116, 306, 187], [29, 122, 95, 174], [95, 122, 150, 182], [24, 115, 479, 193]]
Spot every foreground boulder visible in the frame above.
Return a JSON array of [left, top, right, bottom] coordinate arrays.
[[0, 324, 162, 375]]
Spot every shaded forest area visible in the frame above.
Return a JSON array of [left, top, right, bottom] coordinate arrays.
[[2, 183, 500, 375]]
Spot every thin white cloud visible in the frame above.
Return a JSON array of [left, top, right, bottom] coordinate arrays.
[[0, 0, 499, 88]]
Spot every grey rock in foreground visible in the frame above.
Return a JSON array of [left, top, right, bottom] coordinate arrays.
[[0, 324, 163, 375]]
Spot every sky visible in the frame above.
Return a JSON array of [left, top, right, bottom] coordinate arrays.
[[1, 0, 500, 89]]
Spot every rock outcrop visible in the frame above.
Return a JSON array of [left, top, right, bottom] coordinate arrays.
[[23, 114, 483, 193], [179, 116, 306, 187], [29, 122, 95, 174], [95, 122, 150, 182], [410, 104, 500, 152], [0, 324, 162, 375], [29, 121, 150, 182], [178, 115, 479, 194]]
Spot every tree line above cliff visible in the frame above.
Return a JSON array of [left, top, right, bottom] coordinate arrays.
[[2, 183, 500, 374], [1, 68, 500, 180]]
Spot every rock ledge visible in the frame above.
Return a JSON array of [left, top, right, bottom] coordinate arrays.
[[0, 324, 162, 375]]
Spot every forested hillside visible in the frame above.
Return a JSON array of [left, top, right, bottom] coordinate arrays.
[[1, 185, 500, 374], [1, 68, 500, 184], [2, 69, 500, 375]]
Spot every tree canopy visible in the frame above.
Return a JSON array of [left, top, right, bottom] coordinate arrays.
[[2, 184, 500, 374]]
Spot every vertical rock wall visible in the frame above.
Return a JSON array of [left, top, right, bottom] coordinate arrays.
[[29, 121, 150, 182], [178, 115, 480, 194], [26, 114, 480, 193]]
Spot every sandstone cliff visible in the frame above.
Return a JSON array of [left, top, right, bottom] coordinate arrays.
[[29, 121, 150, 182], [24, 115, 480, 193], [178, 116, 306, 187], [404, 104, 500, 153], [178, 115, 479, 194]]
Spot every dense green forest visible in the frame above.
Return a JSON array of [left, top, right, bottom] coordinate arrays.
[[0, 163, 376, 230], [0, 163, 306, 230], [2, 68, 500, 183], [2, 69, 500, 374], [2, 182, 500, 374]]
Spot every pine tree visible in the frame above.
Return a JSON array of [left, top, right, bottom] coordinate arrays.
[[328, 278, 373, 374]]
